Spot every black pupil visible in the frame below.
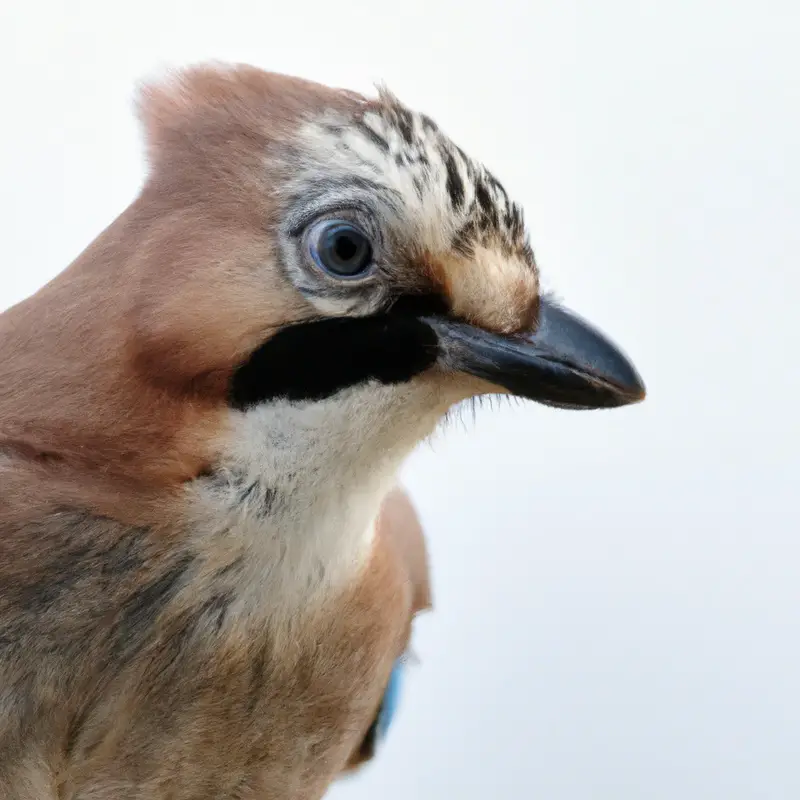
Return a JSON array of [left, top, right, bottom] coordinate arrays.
[[334, 235, 358, 262], [320, 226, 372, 275]]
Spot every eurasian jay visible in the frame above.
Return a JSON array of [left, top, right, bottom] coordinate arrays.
[[0, 63, 645, 799]]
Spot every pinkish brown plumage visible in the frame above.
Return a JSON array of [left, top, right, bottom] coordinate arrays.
[[0, 62, 643, 799]]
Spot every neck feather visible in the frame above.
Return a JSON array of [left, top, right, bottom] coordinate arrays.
[[189, 380, 451, 614]]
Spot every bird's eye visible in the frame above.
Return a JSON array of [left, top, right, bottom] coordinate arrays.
[[308, 220, 374, 278]]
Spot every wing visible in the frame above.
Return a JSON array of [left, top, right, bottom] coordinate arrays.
[[343, 486, 432, 771]]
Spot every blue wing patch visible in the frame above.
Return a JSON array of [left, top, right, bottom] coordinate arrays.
[[346, 655, 410, 768], [376, 658, 405, 741]]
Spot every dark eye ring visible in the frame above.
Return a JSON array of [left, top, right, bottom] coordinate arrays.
[[308, 220, 374, 278]]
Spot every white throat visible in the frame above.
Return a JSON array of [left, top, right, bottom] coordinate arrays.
[[190, 380, 450, 611]]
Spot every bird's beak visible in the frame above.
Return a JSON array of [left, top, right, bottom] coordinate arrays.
[[425, 298, 646, 410]]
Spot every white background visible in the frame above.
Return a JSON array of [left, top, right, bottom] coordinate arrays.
[[1, 2, 799, 798]]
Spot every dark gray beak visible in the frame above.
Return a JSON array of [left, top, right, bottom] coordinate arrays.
[[426, 298, 646, 410]]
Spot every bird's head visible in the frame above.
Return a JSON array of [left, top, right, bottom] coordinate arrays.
[[128, 64, 644, 432], [0, 62, 645, 497]]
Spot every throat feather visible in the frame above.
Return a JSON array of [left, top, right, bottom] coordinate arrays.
[[193, 383, 447, 609]]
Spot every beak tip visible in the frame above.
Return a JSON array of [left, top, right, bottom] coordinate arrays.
[[618, 368, 647, 405], [621, 383, 647, 406], [603, 364, 646, 409]]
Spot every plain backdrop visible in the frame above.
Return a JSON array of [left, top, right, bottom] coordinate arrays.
[[1, 1, 798, 798]]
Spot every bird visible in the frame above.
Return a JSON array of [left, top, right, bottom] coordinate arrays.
[[0, 62, 645, 799]]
